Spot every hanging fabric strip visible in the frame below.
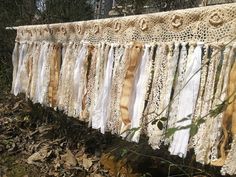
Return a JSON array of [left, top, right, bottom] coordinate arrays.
[[208, 44, 230, 162], [169, 42, 203, 158], [25, 42, 36, 98], [22, 42, 34, 96], [91, 44, 111, 130], [91, 42, 106, 120], [220, 44, 236, 175], [11, 42, 20, 94], [146, 43, 169, 149], [194, 43, 222, 164], [48, 43, 62, 107], [70, 43, 86, 117], [34, 42, 49, 103], [166, 42, 188, 143], [74, 44, 94, 120], [107, 45, 126, 134], [13, 42, 29, 96], [81, 45, 97, 121], [57, 42, 77, 112], [120, 42, 143, 136], [129, 44, 153, 142], [39, 43, 52, 105], [163, 43, 181, 144], [189, 44, 209, 149], [99, 44, 115, 134], [91, 44, 114, 133], [9, 3, 236, 175], [65, 43, 80, 114], [29, 43, 41, 100]]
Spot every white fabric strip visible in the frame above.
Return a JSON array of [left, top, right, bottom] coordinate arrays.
[[11, 42, 20, 94], [39, 43, 52, 105], [169, 42, 203, 158], [34, 42, 49, 103], [91, 44, 114, 134], [13, 42, 28, 96], [129, 45, 152, 142], [72, 43, 88, 117], [167, 42, 188, 142]]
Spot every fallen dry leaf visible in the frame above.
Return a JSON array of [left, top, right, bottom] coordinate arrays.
[[27, 146, 51, 164], [91, 174, 103, 177], [82, 157, 93, 170], [61, 149, 77, 168]]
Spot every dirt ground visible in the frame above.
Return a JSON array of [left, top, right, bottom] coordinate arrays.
[[0, 90, 233, 177]]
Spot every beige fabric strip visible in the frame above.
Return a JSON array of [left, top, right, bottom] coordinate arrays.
[[120, 42, 143, 133], [48, 43, 62, 107]]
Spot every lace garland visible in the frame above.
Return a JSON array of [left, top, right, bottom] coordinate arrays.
[[15, 3, 236, 45], [11, 3, 236, 175]]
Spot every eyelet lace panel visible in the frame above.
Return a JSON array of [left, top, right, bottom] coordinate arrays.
[[163, 42, 181, 145], [166, 42, 188, 144], [145, 43, 175, 149], [193, 44, 223, 164]]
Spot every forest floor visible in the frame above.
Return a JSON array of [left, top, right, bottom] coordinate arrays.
[[0, 89, 230, 177]]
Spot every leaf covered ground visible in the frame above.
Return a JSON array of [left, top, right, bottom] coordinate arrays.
[[0, 90, 232, 177]]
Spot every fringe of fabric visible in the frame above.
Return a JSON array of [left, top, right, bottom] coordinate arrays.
[[12, 40, 236, 175]]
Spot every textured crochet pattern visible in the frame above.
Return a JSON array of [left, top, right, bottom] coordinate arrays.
[[11, 3, 236, 175], [15, 3, 236, 44]]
